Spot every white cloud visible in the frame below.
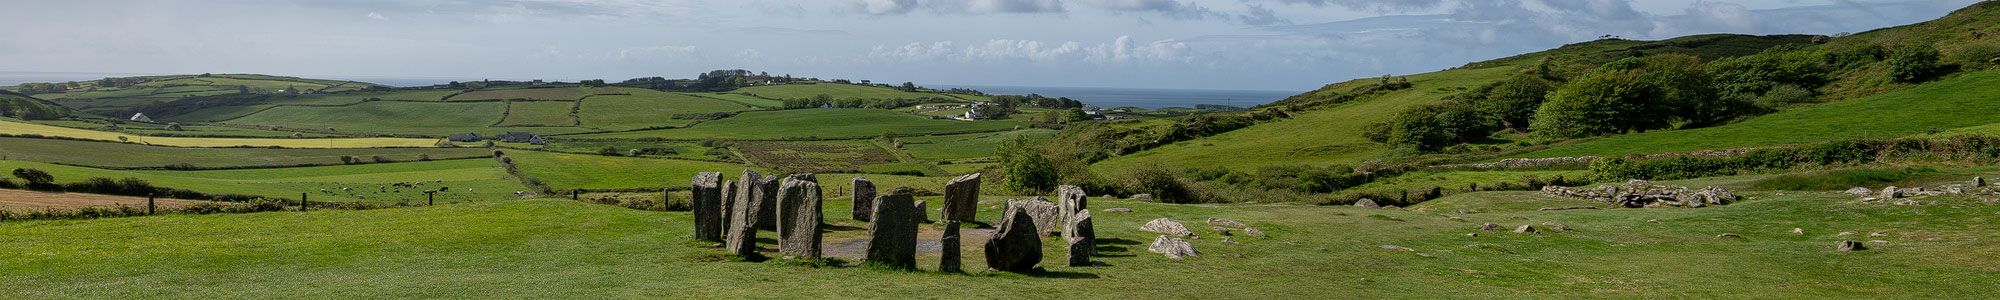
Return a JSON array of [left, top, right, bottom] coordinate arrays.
[[365, 12, 387, 20], [842, 0, 1065, 15], [869, 35, 1189, 65]]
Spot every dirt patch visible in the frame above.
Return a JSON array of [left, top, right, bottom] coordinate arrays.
[[821, 224, 998, 260], [0, 189, 213, 212]]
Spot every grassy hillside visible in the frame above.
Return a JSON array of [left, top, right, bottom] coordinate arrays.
[[0, 159, 524, 203], [223, 101, 506, 136], [0, 120, 440, 148], [0, 137, 486, 169], [565, 109, 1026, 140], [577, 89, 751, 131], [900, 129, 1058, 161], [496, 101, 578, 127], [504, 150, 763, 191], [734, 83, 953, 101], [4, 190, 1995, 298], [1515, 70, 2000, 158], [447, 87, 592, 101], [0, 91, 71, 120]]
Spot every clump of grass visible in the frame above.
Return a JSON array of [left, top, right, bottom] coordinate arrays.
[[1749, 167, 1936, 191]]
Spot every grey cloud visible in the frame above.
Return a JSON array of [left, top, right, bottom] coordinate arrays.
[[1262, 0, 1448, 12], [1080, 0, 1228, 21], [842, 0, 1065, 16], [1238, 4, 1292, 26]]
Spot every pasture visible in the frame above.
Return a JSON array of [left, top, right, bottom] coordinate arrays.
[[448, 87, 591, 101], [734, 83, 949, 101], [577, 89, 750, 131], [0, 159, 525, 203], [0, 137, 487, 169], [565, 109, 1026, 140], [223, 101, 505, 136], [898, 129, 1057, 160], [496, 101, 578, 127], [0, 120, 440, 148], [502, 150, 763, 191]]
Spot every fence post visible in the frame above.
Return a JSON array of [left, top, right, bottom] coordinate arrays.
[[147, 194, 156, 215], [428, 191, 435, 206], [301, 193, 308, 211]]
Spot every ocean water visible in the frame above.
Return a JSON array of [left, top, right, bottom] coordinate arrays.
[[932, 85, 1301, 110]]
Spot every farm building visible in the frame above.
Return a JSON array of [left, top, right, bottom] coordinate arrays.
[[447, 133, 482, 142], [498, 132, 545, 145], [129, 113, 154, 123]]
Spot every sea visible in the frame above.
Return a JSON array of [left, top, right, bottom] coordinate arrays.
[[932, 85, 1301, 110]]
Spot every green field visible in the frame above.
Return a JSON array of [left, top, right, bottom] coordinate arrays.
[[496, 101, 578, 127], [577, 89, 749, 131], [504, 150, 763, 190], [0, 159, 523, 203], [5, 189, 1996, 297], [566, 109, 1027, 140], [367, 90, 461, 101], [899, 129, 1057, 160], [30, 120, 337, 138], [158, 105, 274, 122], [0, 137, 486, 169], [224, 101, 504, 136], [734, 83, 948, 101], [448, 87, 590, 101], [0, 120, 440, 148], [1092, 66, 1518, 173], [685, 92, 784, 107], [538, 140, 732, 161], [1515, 70, 2000, 159]]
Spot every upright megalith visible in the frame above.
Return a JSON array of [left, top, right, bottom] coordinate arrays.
[[691, 172, 724, 241], [943, 173, 982, 222], [984, 205, 1043, 272], [726, 170, 769, 257], [777, 174, 823, 258], [912, 201, 931, 223], [851, 177, 876, 221], [866, 193, 919, 270], [720, 180, 737, 237], [940, 220, 963, 273], [753, 174, 782, 231], [1008, 197, 1062, 235], [1057, 185, 1088, 232], [1065, 210, 1096, 267]]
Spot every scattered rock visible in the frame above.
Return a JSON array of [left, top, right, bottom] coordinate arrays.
[[1540, 180, 1738, 208], [1104, 208, 1134, 213], [1869, 231, 1888, 237], [1207, 218, 1247, 228], [1379, 245, 1414, 251], [1976, 176, 1986, 187], [1844, 187, 1873, 196], [1837, 240, 1866, 251], [1870, 240, 1889, 244], [1540, 222, 1573, 231], [1131, 194, 1155, 201], [1480, 223, 1503, 231], [1465, 233, 1479, 237], [1141, 217, 1197, 238], [1223, 237, 1237, 244], [942, 173, 981, 222], [1880, 186, 1899, 199], [865, 194, 919, 270], [1213, 227, 1233, 236], [1647, 219, 1661, 224], [1717, 233, 1743, 239], [1148, 236, 1199, 259], [1513, 225, 1538, 234], [1791, 228, 1804, 235], [1537, 206, 1599, 211], [1353, 198, 1381, 208], [1243, 227, 1266, 237], [1837, 231, 1854, 236], [983, 205, 1043, 272]]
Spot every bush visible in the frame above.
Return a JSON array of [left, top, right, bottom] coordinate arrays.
[[1950, 42, 2000, 69], [1532, 54, 1728, 139], [1889, 44, 1943, 83], [597, 145, 622, 156], [1121, 163, 1201, 204], [1755, 84, 1815, 108], [996, 135, 1058, 192], [12, 168, 54, 186]]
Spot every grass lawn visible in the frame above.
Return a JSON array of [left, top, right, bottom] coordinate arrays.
[[497, 101, 577, 127], [504, 150, 764, 191], [0, 137, 488, 169], [734, 83, 946, 101], [578, 89, 749, 131], [223, 101, 504, 136], [0, 120, 440, 148], [2, 189, 1994, 298], [899, 129, 1057, 160], [0, 159, 524, 203], [1092, 66, 1519, 174], [1514, 70, 2000, 158], [566, 109, 1026, 140]]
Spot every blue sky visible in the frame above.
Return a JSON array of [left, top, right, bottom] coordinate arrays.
[[0, 0, 1978, 90]]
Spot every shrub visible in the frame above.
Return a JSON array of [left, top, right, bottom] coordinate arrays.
[[1755, 84, 1815, 108], [12, 168, 54, 189], [996, 135, 1058, 192], [1122, 163, 1201, 204], [1950, 42, 2000, 69], [597, 145, 622, 156], [1888, 44, 1942, 83]]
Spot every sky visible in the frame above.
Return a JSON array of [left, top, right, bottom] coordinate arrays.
[[0, 0, 1981, 91]]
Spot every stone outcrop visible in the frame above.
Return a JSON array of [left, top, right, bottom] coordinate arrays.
[[777, 175, 822, 258], [1148, 236, 1199, 259], [691, 172, 724, 241], [1008, 197, 1062, 235], [866, 193, 919, 270], [1352, 198, 1380, 208], [851, 176, 875, 221], [983, 205, 1043, 272], [942, 173, 981, 222], [726, 170, 769, 257], [1140, 217, 1196, 238], [1065, 211, 1095, 267], [1539, 180, 1738, 208], [1845, 187, 1873, 196]]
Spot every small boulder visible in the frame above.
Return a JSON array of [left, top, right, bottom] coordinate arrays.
[[1837, 240, 1866, 251], [1213, 227, 1233, 236], [1104, 208, 1134, 213], [1540, 222, 1573, 231], [1140, 217, 1197, 238], [1148, 236, 1199, 259], [1717, 233, 1743, 239], [1976, 177, 1987, 187], [1353, 198, 1381, 208], [983, 205, 1043, 272], [1880, 186, 1899, 199], [1844, 187, 1873, 196], [1480, 223, 1503, 231], [1513, 225, 1538, 234], [1791, 228, 1804, 235], [1207, 218, 1246, 228], [1465, 233, 1479, 237], [1243, 227, 1266, 237], [1379, 245, 1414, 251], [1132, 194, 1155, 201]]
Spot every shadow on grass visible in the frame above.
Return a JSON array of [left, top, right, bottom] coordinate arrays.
[[823, 223, 866, 232], [1011, 268, 1101, 279], [1092, 237, 1140, 257]]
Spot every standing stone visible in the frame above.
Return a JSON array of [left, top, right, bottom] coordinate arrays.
[[726, 170, 768, 258], [866, 194, 919, 270], [1008, 197, 1062, 235], [754, 174, 781, 231], [777, 175, 823, 258], [691, 172, 724, 241], [940, 220, 963, 273], [720, 180, 737, 238], [943, 173, 982, 221], [912, 200, 931, 223], [1057, 185, 1088, 233], [983, 205, 1043, 272], [851, 177, 876, 221], [1065, 211, 1096, 267]]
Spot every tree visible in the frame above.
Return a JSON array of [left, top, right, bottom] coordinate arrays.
[[597, 145, 622, 156], [1888, 44, 1942, 83], [995, 135, 1058, 192], [12, 168, 54, 186], [899, 82, 918, 92], [1531, 70, 1652, 139], [1482, 74, 1557, 130], [1531, 54, 1727, 139], [1063, 108, 1090, 123]]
